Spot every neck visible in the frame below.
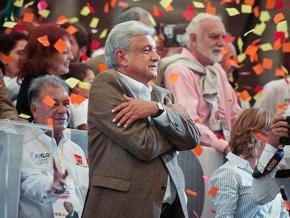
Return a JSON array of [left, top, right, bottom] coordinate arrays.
[[245, 156, 257, 170], [46, 130, 63, 145], [116, 68, 148, 85]]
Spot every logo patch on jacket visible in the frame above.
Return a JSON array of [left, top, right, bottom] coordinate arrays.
[[74, 154, 82, 165]]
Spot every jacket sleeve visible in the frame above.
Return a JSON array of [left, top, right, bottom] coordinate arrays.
[[88, 72, 200, 162], [0, 71, 18, 119]]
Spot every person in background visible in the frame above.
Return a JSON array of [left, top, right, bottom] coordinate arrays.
[[62, 63, 95, 130], [61, 22, 90, 63], [19, 75, 88, 218], [16, 23, 73, 121], [0, 70, 18, 119], [0, 31, 27, 104], [160, 13, 241, 153], [63, 201, 79, 218], [210, 108, 288, 218], [254, 53, 290, 114], [82, 21, 200, 218]]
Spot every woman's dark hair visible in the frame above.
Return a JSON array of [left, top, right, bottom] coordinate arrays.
[[18, 22, 69, 79], [0, 31, 27, 73]]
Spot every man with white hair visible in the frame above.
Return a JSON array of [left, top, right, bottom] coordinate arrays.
[[82, 21, 200, 218], [160, 13, 241, 153]]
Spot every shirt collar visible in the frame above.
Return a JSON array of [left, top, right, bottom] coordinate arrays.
[[118, 72, 152, 98], [226, 152, 253, 173]]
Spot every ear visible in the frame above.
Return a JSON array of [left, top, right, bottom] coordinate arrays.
[[189, 33, 197, 47], [30, 103, 38, 120], [115, 48, 128, 67]]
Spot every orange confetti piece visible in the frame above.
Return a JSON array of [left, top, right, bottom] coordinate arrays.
[[274, 13, 285, 24], [262, 58, 273, 69], [244, 0, 255, 5], [253, 6, 259, 17], [56, 15, 69, 25], [153, 5, 160, 17], [0, 53, 12, 64], [70, 93, 86, 105], [252, 63, 264, 75], [23, 12, 34, 22], [193, 116, 200, 123], [274, 39, 282, 51], [208, 186, 219, 197], [110, 0, 117, 7], [192, 145, 203, 156], [165, 4, 174, 12], [255, 132, 269, 142], [98, 64, 108, 72], [53, 38, 67, 53], [37, 35, 50, 47], [245, 45, 258, 56], [240, 90, 251, 101], [167, 72, 179, 84], [185, 189, 198, 196], [284, 200, 290, 211], [46, 118, 53, 126], [282, 42, 290, 53], [42, 95, 56, 107], [275, 68, 285, 77], [206, 2, 216, 15], [66, 25, 78, 35], [266, 0, 276, 9], [104, 2, 109, 13], [276, 103, 288, 111]]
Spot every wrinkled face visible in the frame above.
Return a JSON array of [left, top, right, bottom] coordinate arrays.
[[76, 69, 95, 98], [31, 86, 70, 134], [48, 37, 73, 75], [5, 39, 27, 77], [194, 19, 226, 65], [124, 34, 160, 84]]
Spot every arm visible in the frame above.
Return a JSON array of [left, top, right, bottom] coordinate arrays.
[[164, 65, 227, 152], [89, 72, 199, 162], [210, 167, 239, 218], [0, 71, 18, 119]]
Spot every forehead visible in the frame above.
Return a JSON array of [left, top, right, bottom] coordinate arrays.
[[39, 85, 69, 101], [130, 34, 156, 48], [13, 40, 27, 50], [199, 19, 226, 35]]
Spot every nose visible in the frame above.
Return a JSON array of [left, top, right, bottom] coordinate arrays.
[[152, 50, 160, 62], [217, 36, 225, 47], [57, 104, 67, 114]]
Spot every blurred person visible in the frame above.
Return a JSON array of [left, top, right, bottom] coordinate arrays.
[[61, 22, 90, 63], [82, 21, 200, 218], [220, 42, 237, 85], [254, 53, 290, 114], [16, 23, 73, 121], [63, 201, 79, 218], [0, 70, 18, 119], [0, 31, 27, 103], [19, 75, 88, 218], [210, 108, 288, 217], [251, 113, 290, 205], [85, 7, 158, 74], [62, 63, 95, 130], [160, 13, 241, 153]]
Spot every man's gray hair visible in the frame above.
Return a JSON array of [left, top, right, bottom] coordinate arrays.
[[105, 21, 155, 69], [113, 7, 154, 27], [28, 75, 69, 106], [185, 13, 222, 48]]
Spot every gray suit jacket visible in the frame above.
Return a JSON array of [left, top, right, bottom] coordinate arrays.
[[82, 69, 200, 218]]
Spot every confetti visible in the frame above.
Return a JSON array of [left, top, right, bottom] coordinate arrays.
[[37, 0, 48, 11], [275, 68, 285, 77], [282, 42, 290, 53], [253, 22, 266, 36], [202, 175, 210, 184], [3, 21, 17, 28], [262, 58, 273, 69], [167, 72, 179, 84], [99, 64, 108, 72], [53, 38, 67, 53], [0, 54, 12, 64], [185, 189, 198, 196], [208, 186, 219, 197], [192, 145, 203, 156], [252, 64, 264, 75], [38, 9, 50, 18], [78, 81, 91, 90], [80, 6, 90, 16], [42, 95, 56, 107], [260, 43, 273, 51], [206, 2, 216, 15], [255, 132, 269, 142], [14, 0, 24, 7], [70, 93, 86, 105], [118, 1, 129, 8], [276, 103, 288, 111], [65, 78, 80, 89], [225, 8, 240, 16], [240, 90, 251, 101], [23, 12, 34, 23], [66, 25, 78, 35], [99, 29, 108, 39], [274, 13, 285, 24], [56, 15, 69, 25], [192, 1, 205, 8], [160, 0, 172, 10], [259, 11, 271, 22], [89, 17, 99, 29], [18, 113, 31, 119], [266, 0, 276, 9], [110, 0, 117, 8], [241, 4, 252, 14], [46, 118, 53, 126], [37, 35, 50, 47]]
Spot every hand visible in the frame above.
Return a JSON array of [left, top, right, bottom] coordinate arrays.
[[268, 115, 289, 148], [164, 97, 189, 117], [47, 159, 68, 194], [112, 95, 157, 128]]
